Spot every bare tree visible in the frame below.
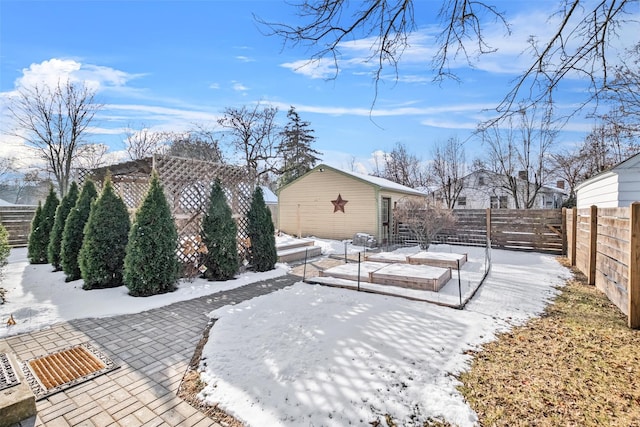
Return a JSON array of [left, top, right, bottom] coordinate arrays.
[[481, 105, 556, 209], [579, 121, 640, 178], [394, 196, 456, 249], [548, 148, 587, 203], [166, 125, 224, 162], [602, 42, 640, 134], [217, 104, 280, 181], [7, 80, 100, 196], [260, 1, 635, 120], [371, 142, 430, 188], [124, 124, 168, 160], [431, 137, 466, 208], [76, 143, 109, 170]]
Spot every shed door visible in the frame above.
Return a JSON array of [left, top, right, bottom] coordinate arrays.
[[381, 197, 391, 243]]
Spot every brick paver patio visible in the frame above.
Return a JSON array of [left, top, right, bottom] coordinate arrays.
[[1, 275, 299, 426]]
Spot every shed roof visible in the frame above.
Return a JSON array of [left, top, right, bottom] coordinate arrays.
[[280, 164, 426, 196]]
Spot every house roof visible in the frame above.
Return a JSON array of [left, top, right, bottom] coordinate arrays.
[[260, 186, 277, 204], [280, 164, 426, 196], [575, 151, 640, 192]]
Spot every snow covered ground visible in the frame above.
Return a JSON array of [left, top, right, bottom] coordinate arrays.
[[198, 246, 572, 427], [0, 239, 572, 426], [0, 248, 289, 338]]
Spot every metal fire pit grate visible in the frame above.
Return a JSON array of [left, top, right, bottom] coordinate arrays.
[[20, 342, 118, 400], [0, 353, 20, 391]]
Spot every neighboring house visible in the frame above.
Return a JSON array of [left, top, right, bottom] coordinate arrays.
[[277, 164, 426, 240], [575, 152, 640, 209], [432, 170, 566, 210], [261, 185, 278, 226]]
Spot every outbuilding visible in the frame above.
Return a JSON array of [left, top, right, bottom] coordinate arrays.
[[576, 152, 640, 208], [277, 164, 426, 241]]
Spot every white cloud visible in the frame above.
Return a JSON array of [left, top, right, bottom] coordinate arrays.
[[269, 100, 495, 118], [232, 81, 249, 92], [280, 58, 339, 79], [235, 56, 255, 63], [104, 104, 221, 128], [209, 83, 220, 89], [13, 58, 142, 93]]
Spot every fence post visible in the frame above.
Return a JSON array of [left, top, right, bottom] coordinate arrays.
[[562, 207, 567, 256], [588, 205, 598, 285], [571, 208, 577, 266], [628, 202, 640, 329], [486, 208, 491, 245]]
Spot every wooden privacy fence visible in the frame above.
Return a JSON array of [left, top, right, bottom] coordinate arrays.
[[433, 209, 564, 254], [566, 203, 640, 329], [0, 205, 36, 247]]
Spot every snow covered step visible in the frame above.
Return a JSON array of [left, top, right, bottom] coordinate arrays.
[[277, 245, 322, 263], [276, 238, 316, 252], [406, 252, 467, 269], [318, 261, 388, 282]]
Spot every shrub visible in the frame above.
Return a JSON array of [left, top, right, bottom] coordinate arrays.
[[394, 197, 457, 249], [48, 182, 79, 271], [124, 172, 180, 297], [79, 176, 130, 289], [201, 180, 239, 281], [61, 180, 98, 281], [28, 187, 59, 263], [246, 186, 277, 272], [0, 224, 9, 268], [27, 202, 45, 264]]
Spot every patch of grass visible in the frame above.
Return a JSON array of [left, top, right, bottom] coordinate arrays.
[[458, 258, 640, 426]]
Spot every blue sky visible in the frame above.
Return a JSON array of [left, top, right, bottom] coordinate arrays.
[[1, 0, 637, 173]]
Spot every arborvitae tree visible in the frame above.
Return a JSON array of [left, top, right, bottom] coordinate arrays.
[[0, 224, 10, 268], [201, 180, 239, 281], [246, 186, 277, 272], [61, 180, 97, 281], [79, 176, 130, 289], [28, 186, 59, 264], [48, 182, 79, 271], [278, 106, 322, 187], [124, 172, 180, 296], [27, 202, 44, 263]]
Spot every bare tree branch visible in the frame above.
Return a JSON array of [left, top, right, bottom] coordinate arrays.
[[7, 80, 101, 196]]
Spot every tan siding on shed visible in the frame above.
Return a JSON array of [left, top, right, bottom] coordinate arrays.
[[279, 168, 378, 239]]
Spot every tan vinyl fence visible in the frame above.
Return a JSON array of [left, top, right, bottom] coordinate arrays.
[[0, 205, 37, 247], [566, 203, 640, 329]]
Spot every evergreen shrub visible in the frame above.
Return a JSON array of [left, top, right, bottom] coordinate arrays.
[[124, 172, 180, 296]]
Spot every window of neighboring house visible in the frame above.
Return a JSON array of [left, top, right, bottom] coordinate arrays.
[[499, 196, 508, 208], [457, 196, 467, 207], [478, 176, 485, 186], [490, 196, 498, 209]]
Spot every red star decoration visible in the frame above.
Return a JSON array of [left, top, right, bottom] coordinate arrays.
[[331, 194, 348, 213]]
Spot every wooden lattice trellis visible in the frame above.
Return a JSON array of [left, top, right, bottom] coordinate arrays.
[[81, 155, 255, 272]]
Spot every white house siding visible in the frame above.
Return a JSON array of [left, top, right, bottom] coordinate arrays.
[[576, 173, 619, 208], [617, 168, 640, 207]]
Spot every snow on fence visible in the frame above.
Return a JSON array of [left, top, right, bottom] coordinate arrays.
[[566, 203, 640, 329], [0, 205, 36, 247]]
